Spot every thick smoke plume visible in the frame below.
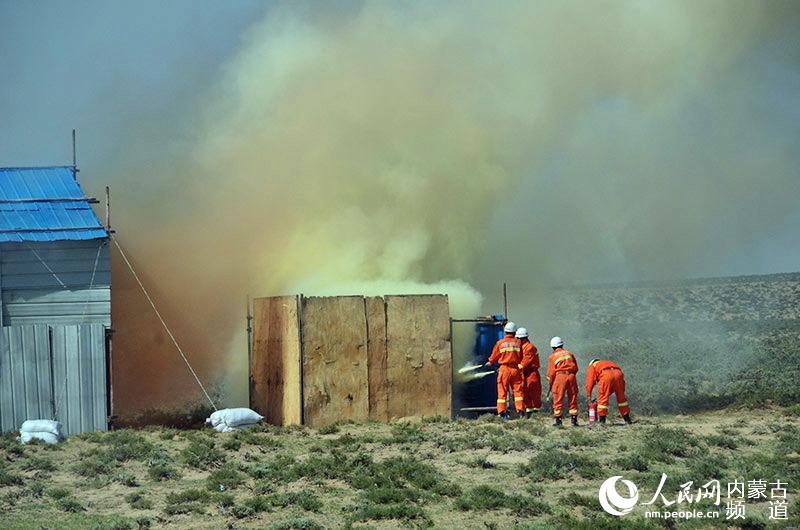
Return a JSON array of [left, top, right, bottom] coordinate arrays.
[[106, 1, 800, 415]]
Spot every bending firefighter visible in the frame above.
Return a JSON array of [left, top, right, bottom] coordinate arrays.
[[546, 336, 579, 426], [516, 327, 541, 417], [485, 321, 525, 419], [586, 359, 632, 424]]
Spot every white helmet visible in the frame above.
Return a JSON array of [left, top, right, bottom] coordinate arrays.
[[550, 336, 564, 348], [515, 327, 528, 338], [503, 321, 517, 334]]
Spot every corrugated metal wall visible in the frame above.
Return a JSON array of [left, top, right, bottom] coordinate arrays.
[[0, 323, 107, 435], [0, 240, 110, 326]]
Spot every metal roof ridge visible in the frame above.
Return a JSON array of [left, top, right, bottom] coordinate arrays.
[[0, 165, 76, 171]]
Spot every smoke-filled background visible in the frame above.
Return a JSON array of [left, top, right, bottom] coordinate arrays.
[[2, 1, 799, 417]]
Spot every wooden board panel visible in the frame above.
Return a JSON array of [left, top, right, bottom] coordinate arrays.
[[250, 296, 301, 426], [365, 296, 388, 421], [301, 296, 368, 428], [385, 295, 452, 419]]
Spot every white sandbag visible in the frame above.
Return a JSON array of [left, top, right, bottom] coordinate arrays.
[[213, 423, 246, 433], [206, 408, 263, 428], [20, 431, 61, 445], [20, 419, 62, 436]]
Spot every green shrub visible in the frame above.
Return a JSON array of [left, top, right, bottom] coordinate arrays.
[[455, 485, 551, 516], [113, 472, 139, 487], [164, 489, 211, 515], [47, 487, 72, 500], [388, 422, 428, 444], [639, 427, 702, 463], [147, 461, 180, 481], [317, 424, 340, 435], [270, 490, 323, 512], [348, 502, 431, 525], [705, 433, 739, 450], [206, 465, 245, 492], [241, 495, 273, 514], [611, 453, 649, 472], [72, 449, 115, 477], [463, 454, 496, 469], [180, 437, 225, 469], [126, 491, 153, 510], [558, 492, 600, 511], [221, 437, 241, 451], [89, 517, 135, 530], [21, 455, 56, 472], [57, 497, 86, 512], [521, 450, 604, 480], [27, 482, 45, 498], [0, 433, 24, 456], [0, 466, 22, 486], [103, 430, 156, 462], [267, 517, 326, 530]]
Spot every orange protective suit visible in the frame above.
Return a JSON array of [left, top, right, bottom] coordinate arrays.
[[520, 339, 541, 411], [546, 347, 579, 417], [488, 335, 524, 413], [585, 360, 630, 417]]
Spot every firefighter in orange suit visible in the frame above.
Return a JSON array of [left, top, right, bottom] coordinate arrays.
[[546, 336, 579, 426], [586, 359, 632, 425], [485, 321, 525, 419], [515, 327, 541, 417]]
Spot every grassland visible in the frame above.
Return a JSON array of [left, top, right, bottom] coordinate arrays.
[[1, 407, 799, 529]]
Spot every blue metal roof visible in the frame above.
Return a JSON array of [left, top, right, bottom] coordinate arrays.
[[0, 166, 107, 242]]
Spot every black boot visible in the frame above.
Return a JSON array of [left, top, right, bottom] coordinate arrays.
[[571, 415, 579, 427], [599, 415, 606, 425], [553, 416, 563, 427], [623, 414, 632, 424]]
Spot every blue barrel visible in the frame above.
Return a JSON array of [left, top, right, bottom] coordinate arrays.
[[456, 317, 505, 418]]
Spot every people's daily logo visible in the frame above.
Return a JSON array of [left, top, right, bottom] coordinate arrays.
[[599, 476, 639, 516]]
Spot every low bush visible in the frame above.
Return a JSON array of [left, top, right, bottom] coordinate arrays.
[[611, 453, 649, 472], [521, 450, 604, 480], [347, 502, 432, 526], [180, 437, 225, 469], [164, 489, 211, 515], [455, 485, 551, 516], [126, 491, 153, 510], [57, 497, 86, 512], [267, 517, 326, 530], [206, 465, 245, 492], [0, 466, 22, 486], [317, 424, 340, 435]]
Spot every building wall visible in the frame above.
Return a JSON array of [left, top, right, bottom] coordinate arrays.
[[0, 240, 111, 327]]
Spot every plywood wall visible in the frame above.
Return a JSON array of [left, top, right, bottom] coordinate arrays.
[[251, 294, 451, 425], [365, 296, 388, 421], [251, 296, 302, 425], [385, 295, 452, 419], [301, 296, 369, 428]]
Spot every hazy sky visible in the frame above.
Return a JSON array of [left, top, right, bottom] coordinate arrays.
[[2, 1, 798, 287]]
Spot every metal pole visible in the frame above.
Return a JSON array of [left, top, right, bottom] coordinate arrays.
[[246, 295, 253, 360], [72, 129, 77, 168], [105, 186, 111, 230], [247, 295, 253, 409], [503, 282, 508, 319]]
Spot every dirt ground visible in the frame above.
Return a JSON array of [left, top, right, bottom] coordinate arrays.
[[0, 407, 798, 529]]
